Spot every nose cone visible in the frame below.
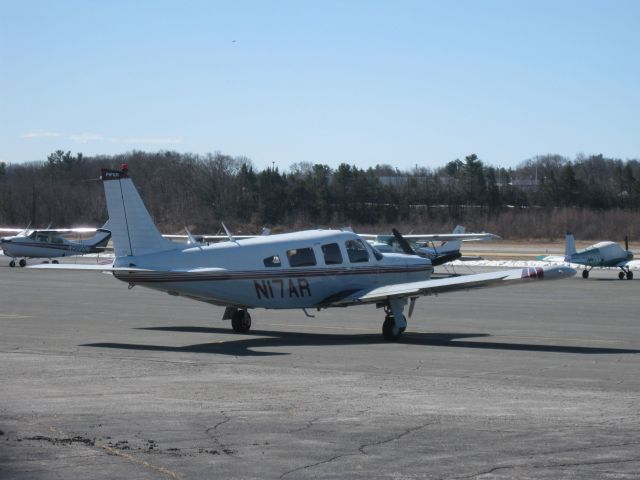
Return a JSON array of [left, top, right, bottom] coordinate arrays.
[[627, 251, 634, 261]]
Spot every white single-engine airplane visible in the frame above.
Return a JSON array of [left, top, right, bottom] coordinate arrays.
[[1, 223, 111, 267], [31, 167, 576, 341]]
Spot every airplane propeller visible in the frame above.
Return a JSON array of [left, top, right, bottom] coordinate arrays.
[[391, 228, 417, 255], [625, 235, 629, 251]]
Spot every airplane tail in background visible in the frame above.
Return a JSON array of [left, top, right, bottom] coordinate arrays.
[[438, 225, 464, 253], [79, 219, 112, 250], [565, 232, 577, 257], [101, 168, 177, 257]]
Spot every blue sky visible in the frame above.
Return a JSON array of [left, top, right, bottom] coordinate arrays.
[[1, 0, 638, 170]]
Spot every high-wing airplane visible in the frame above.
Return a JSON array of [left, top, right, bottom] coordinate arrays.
[[361, 226, 498, 266], [30, 167, 575, 341], [563, 232, 636, 280], [1, 223, 111, 267]]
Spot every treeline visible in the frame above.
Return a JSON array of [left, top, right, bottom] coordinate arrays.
[[0, 150, 639, 240]]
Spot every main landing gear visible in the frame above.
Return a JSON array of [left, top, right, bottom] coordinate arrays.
[[9, 259, 27, 268], [583, 266, 633, 280], [231, 309, 252, 333], [619, 267, 633, 280], [381, 298, 408, 342]]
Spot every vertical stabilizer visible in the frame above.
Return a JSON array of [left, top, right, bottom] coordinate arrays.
[[78, 219, 112, 250], [441, 225, 465, 252], [565, 232, 576, 257], [101, 168, 176, 257]]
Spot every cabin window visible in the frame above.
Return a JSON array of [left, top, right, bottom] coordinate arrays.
[[322, 243, 343, 265], [287, 247, 316, 267], [52, 237, 64, 244], [36, 234, 48, 242], [263, 255, 281, 267], [345, 239, 370, 263]]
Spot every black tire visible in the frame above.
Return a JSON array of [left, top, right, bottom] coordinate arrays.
[[52, 259, 59, 264], [582, 270, 589, 279], [627, 271, 633, 280], [231, 310, 252, 333], [9, 260, 15, 268], [19, 259, 27, 267], [619, 271, 625, 280], [382, 315, 401, 341]]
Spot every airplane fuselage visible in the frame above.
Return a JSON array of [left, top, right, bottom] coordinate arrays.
[[567, 241, 634, 267], [112, 230, 433, 309], [1, 238, 95, 259]]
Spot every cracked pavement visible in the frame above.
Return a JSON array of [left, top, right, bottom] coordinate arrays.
[[1, 261, 639, 479]]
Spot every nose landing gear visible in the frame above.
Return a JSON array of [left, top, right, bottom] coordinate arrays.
[[381, 298, 408, 341]]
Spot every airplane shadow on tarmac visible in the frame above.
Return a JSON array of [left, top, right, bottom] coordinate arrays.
[[81, 326, 640, 357]]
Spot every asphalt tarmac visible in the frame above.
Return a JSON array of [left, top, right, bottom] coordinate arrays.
[[1, 258, 639, 479]]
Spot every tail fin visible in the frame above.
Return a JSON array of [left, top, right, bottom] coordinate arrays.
[[79, 219, 112, 251], [565, 232, 576, 257], [439, 225, 465, 253], [101, 168, 176, 257]]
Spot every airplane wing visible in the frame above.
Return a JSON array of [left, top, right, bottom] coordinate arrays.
[[321, 266, 575, 307], [358, 233, 500, 242], [48, 227, 102, 233], [163, 234, 258, 241], [404, 233, 500, 242], [28, 262, 115, 270], [5, 227, 101, 234]]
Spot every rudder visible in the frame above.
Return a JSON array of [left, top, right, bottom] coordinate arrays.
[[101, 168, 176, 257]]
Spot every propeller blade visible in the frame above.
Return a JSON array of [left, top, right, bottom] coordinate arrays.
[[625, 235, 629, 251], [391, 228, 416, 255]]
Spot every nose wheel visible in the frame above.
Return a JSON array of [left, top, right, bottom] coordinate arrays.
[[382, 315, 405, 341], [381, 300, 408, 341]]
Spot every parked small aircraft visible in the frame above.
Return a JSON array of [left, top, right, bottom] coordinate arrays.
[[361, 226, 498, 266], [30, 167, 575, 340], [1, 223, 111, 267], [564, 232, 636, 280]]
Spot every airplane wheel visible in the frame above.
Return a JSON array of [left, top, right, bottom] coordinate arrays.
[[231, 310, 252, 333], [52, 259, 59, 264], [582, 270, 589, 279], [619, 271, 625, 280], [19, 259, 27, 267], [627, 271, 634, 280], [9, 260, 15, 268], [382, 315, 401, 341]]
